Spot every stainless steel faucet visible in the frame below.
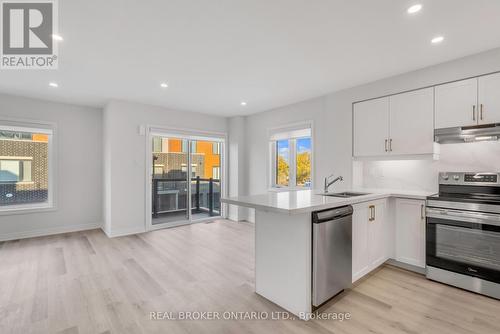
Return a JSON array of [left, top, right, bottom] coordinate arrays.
[[324, 174, 344, 193]]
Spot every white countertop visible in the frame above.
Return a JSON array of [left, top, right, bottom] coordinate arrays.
[[221, 188, 435, 214]]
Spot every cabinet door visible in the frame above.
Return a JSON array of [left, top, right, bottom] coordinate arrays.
[[368, 200, 387, 268], [478, 73, 500, 124], [435, 78, 478, 128], [395, 199, 426, 268], [352, 203, 369, 282], [389, 88, 435, 155], [353, 97, 389, 157]]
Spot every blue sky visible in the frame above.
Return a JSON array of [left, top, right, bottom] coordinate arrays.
[[278, 138, 311, 160]]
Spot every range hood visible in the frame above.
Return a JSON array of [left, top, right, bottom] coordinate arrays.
[[435, 123, 500, 144]]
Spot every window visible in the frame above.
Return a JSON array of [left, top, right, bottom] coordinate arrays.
[[212, 167, 220, 180], [190, 141, 197, 154], [152, 137, 168, 153], [0, 159, 32, 182], [152, 137, 162, 153], [153, 164, 164, 176], [181, 163, 197, 178], [270, 125, 312, 189], [0, 125, 53, 210], [212, 142, 220, 155], [296, 138, 311, 187], [276, 140, 289, 186]]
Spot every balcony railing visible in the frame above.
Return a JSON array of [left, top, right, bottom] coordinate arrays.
[[152, 176, 221, 218]]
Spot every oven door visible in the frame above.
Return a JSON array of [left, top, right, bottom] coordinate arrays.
[[426, 207, 500, 284]]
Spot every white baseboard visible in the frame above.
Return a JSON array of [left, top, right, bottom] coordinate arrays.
[[101, 225, 146, 238], [0, 222, 103, 242], [386, 259, 426, 275]]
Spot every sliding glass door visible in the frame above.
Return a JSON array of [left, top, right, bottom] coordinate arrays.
[[151, 136, 189, 225], [190, 140, 222, 220], [150, 133, 223, 228]]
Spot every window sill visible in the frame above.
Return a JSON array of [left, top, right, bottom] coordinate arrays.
[[0, 204, 55, 216], [268, 187, 312, 192]]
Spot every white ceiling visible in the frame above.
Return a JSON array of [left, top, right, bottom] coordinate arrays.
[[1, 0, 500, 116]]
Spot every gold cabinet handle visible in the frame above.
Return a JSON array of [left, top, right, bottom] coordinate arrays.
[[368, 205, 375, 221], [473, 105, 476, 121]]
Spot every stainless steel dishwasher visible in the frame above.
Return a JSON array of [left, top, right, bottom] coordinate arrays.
[[312, 205, 353, 307]]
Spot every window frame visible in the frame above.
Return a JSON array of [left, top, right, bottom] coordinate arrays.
[[269, 122, 313, 190], [0, 122, 56, 214]]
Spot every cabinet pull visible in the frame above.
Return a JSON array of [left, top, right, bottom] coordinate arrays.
[[385, 139, 388, 152], [389, 139, 393, 152], [480, 104, 484, 121], [473, 105, 476, 121], [421, 204, 425, 220], [369, 205, 375, 221]]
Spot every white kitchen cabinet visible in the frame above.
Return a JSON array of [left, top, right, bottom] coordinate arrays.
[[353, 88, 436, 159], [352, 199, 388, 282], [353, 97, 390, 157], [478, 72, 500, 125], [395, 198, 426, 268], [389, 88, 435, 155], [352, 202, 369, 282], [435, 78, 478, 129]]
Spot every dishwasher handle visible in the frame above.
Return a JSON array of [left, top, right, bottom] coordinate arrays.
[[313, 205, 353, 224]]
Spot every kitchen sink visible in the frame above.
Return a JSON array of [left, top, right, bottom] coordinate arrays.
[[322, 192, 370, 198]]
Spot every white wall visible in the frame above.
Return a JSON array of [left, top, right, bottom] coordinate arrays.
[[0, 93, 103, 241], [228, 116, 248, 221], [245, 97, 327, 194], [103, 100, 227, 237], [242, 47, 500, 200]]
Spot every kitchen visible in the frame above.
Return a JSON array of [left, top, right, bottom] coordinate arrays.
[[223, 61, 500, 320]]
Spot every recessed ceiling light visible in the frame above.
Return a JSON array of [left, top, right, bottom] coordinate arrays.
[[431, 36, 444, 44], [407, 4, 422, 14], [240, 101, 247, 106], [52, 34, 63, 41], [49, 82, 58, 88], [160, 82, 168, 88]]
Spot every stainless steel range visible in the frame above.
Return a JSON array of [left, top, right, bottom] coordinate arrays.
[[426, 172, 500, 299]]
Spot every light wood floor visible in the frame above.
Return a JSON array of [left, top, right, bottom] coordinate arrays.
[[1, 220, 499, 334]]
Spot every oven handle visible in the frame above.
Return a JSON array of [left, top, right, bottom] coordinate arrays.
[[426, 207, 500, 227]]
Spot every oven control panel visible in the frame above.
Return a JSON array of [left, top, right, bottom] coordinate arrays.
[[464, 173, 498, 183], [439, 172, 500, 186]]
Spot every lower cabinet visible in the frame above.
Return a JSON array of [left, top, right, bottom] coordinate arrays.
[[395, 198, 426, 268], [352, 199, 388, 282]]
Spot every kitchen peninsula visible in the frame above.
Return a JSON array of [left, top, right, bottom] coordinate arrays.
[[222, 189, 432, 319]]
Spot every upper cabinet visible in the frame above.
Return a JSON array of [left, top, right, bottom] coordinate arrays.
[[435, 78, 478, 129], [390, 88, 434, 155], [435, 72, 500, 128], [353, 71, 500, 159], [478, 73, 500, 125], [353, 97, 389, 157], [353, 88, 436, 158]]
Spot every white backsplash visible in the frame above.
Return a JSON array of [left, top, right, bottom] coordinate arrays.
[[353, 141, 500, 193]]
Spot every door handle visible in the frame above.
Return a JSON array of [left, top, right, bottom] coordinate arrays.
[[389, 139, 393, 152], [421, 204, 425, 220], [480, 104, 484, 121], [473, 105, 476, 121], [385, 139, 388, 152]]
